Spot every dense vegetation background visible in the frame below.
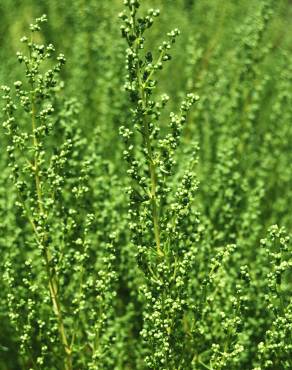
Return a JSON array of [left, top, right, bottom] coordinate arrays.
[[0, 0, 291, 369]]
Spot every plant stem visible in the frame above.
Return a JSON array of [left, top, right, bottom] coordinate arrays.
[[31, 95, 72, 370], [130, 8, 163, 257], [138, 69, 163, 257]]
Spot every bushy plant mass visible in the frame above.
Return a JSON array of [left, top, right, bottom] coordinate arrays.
[[0, 0, 291, 369]]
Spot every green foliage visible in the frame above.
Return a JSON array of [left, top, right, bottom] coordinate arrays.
[[0, 0, 291, 369]]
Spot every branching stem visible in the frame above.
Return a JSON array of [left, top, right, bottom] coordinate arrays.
[[137, 53, 163, 257], [31, 94, 72, 370]]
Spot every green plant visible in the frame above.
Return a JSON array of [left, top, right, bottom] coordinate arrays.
[[120, 1, 200, 368], [0, 0, 291, 369], [1, 15, 121, 370]]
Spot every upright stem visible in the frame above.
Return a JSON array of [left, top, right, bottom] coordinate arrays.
[[31, 95, 72, 370], [130, 7, 163, 257], [137, 58, 163, 257]]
